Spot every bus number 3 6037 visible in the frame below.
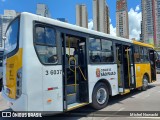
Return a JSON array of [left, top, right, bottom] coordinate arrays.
[[45, 70, 62, 75]]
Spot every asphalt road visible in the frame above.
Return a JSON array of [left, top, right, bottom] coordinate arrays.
[[0, 75, 160, 120]]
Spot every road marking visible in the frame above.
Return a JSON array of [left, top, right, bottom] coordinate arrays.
[[117, 107, 125, 111]]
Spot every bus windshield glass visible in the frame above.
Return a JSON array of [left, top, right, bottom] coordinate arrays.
[[4, 18, 19, 55]]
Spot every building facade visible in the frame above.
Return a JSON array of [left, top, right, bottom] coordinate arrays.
[[36, 4, 50, 17], [0, 10, 17, 47], [106, 5, 110, 34], [155, 0, 160, 47], [93, 0, 110, 34], [141, 0, 160, 47], [116, 0, 129, 39], [141, 0, 154, 45], [76, 4, 88, 28]]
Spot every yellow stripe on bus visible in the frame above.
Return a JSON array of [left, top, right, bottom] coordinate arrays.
[[6, 48, 22, 99]]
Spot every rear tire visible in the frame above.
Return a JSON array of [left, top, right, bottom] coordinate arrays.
[[142, 75, 148, 91], [91, 82, 109, 110]]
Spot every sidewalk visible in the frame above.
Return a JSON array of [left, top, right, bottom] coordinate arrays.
[[156, 74, 160, 84], [150, 74, 160, 87], [0, 92, 9, 111]]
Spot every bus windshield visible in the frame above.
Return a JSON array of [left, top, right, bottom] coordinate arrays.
[[4, 18, 19, 55]]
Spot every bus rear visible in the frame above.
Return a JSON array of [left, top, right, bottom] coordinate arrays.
[[2, 13, 64, 113], [2, 16, 25, 110]]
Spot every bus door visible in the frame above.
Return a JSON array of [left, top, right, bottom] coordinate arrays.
[[116, 44, 124, 92], [62, 34, 88, 111], [128, 46, 136, 88], [149, 50, 157, 81], [116, 44, 135, 94]]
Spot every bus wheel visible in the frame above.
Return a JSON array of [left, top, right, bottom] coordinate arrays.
[[142, 75, 148, 91], [91, 82, 109, 110]]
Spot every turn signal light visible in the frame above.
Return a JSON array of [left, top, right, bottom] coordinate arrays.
[[47, 99, 52, 103]]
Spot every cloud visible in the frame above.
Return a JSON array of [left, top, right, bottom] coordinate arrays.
[[110, 23, 116, 36], [88, 19, 93, 30], [1, 0, 6, 2], [88, 18, 116, 36], [128, 7, 142, 40], [88, 5, 142, 41], [109, 18, 116, 36], [135, 5, 140, 12]]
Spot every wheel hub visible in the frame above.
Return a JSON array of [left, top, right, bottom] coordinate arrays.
[[96, 88, 107, 104], [143, 78, 148, 88]]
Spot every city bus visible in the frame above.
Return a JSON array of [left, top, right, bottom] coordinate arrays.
[[2, 12, 157, 113]]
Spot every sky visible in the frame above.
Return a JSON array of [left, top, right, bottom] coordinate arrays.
[[0, 0, 142, 40]]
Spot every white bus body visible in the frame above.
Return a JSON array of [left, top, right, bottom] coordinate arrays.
[[2, 12, 135, 113]]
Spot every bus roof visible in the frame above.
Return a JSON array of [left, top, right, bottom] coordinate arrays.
[[133, 40, 154, 49], [21, 12, 133, 44]]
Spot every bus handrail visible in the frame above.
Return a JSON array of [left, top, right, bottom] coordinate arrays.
[[126, 48, 131, 87], [69, 57, 77, 92], [78, 66, 87, 81]]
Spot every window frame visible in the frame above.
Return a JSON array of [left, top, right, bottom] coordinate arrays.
[[34, 26, 56, 47], [139, 46, 144, 62], [89, 37, 114, 64], [134, 45, 141, 63], [134, 45, 150, 64], [33, 22, 59, 65]]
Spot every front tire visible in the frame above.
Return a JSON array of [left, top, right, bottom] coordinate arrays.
[[91, 82, 109, 110], [142, 75, 148, 91]]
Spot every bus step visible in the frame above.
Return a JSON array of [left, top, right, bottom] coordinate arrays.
[[67, 93, 77, 105], [67, 102, 88, 111], [120, 89, 130, 95], [66, 84, 79, 94]]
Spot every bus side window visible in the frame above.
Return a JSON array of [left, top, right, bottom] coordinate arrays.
[[89, 38, 114, 63], [89, 38, 101, 63], [144, 48, 149, 62], [101, 39, 113, 62], [134, 46, 140, 63], [140, 47, 144, 62], [35, 26, 45, 44], [34, 25, 58, 64]]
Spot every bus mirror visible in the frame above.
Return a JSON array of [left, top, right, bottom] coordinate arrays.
[[2, 36, 6, 41]]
